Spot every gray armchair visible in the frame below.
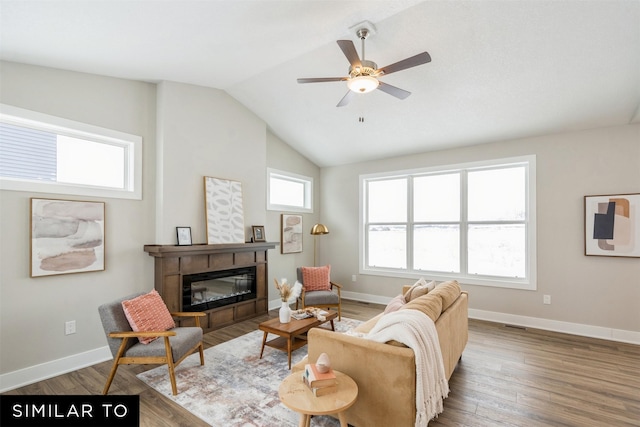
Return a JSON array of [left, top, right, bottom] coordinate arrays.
[[98, 292, 205, 395], [295, 267, 343, 320]]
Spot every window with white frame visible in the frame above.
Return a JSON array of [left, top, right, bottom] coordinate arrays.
[[360, 156, 536, 290], [0, 104, 142, 200], [267, 168, 313, 213]]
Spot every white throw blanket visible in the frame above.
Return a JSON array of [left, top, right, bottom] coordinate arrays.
[[365, 310, 449, 427]]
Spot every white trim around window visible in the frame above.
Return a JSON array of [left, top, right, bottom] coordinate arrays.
[[267, 168, 313, 213], [359, 155, 537, 290], [0, 104, 142, 200]]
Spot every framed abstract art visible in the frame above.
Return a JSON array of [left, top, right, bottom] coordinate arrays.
[[30, 198, 105, 277], [204, 176, 245, 244], [281, 214, 302, 254], [584, 193, 639, 257]]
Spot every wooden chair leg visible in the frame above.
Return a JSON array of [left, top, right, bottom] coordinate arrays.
[[198, 342, 205, 366], [164, 337, 179, 395], [102, 360, 120, 395], [103, 338, 129, 395]]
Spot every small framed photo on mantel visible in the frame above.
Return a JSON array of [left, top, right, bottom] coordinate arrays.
[[176, 227, 192, 246], [252, 225, 266, 242]]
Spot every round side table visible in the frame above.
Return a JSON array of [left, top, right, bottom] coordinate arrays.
[[278, 369, 358, 427]]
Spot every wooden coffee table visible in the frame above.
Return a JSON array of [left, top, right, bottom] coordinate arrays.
[[259, 311, 338, 369], [279, 369, 358, 427]]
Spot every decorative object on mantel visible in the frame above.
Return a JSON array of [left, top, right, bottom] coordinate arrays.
[[204, 176, 245, 244], [30, 198, 105, 277], [252, 225, 266, 242], [310, 223, 329, 266], [176, 226, 192, 246], [584, 193, 639, 257], [274, 278, 302, 323], [281, 214, 303, 254]]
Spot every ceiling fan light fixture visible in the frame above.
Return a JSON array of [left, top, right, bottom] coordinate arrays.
[[347, 75, 379, 93]]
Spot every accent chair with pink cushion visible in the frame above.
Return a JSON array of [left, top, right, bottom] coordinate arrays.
[[295, 265, 343, 320], [98, 290, 206, 395]]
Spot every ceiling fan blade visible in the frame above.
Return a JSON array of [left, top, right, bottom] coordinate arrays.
[[337, 90, 356, 107], [377, 81, 411, 100], [297, 77, 347, 84], [378, 52, 431, 76], [337, 40, 362, 68]]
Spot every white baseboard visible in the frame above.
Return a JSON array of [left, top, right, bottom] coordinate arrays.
[[341, 290, 391, 305], [4, 297, 637, 393], [468, 308, 640, 345], [0, 346, 112, 393]]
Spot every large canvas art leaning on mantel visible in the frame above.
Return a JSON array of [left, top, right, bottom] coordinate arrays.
[[204, 176, 245, 244], [30, 198, 105, 277]]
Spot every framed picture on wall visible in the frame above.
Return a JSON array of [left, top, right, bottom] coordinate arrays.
[[30, 198, 106, 277], [281, 214, 302, 254], [584, 193, 640, 257]]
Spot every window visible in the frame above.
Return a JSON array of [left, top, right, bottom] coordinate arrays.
[[360, 156, 536, 290], [0, 104, 142, 199], [267, 168, 313, 212]]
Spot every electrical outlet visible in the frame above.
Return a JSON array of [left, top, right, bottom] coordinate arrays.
[[351, 274, 357, 282], [65, 320, 76, 335], [543, 295, 551, 305]]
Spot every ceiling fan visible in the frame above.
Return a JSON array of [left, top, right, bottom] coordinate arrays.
[[297, 27, 431, 107]]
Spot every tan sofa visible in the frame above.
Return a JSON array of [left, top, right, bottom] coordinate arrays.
[[293, 280, 468, 427]]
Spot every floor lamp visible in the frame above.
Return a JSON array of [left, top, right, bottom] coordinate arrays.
[[310, 223, 329, 266]]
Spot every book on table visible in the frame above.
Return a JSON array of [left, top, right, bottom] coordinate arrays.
[[310, 384, 338, 397], [302, 363, 337, 389]]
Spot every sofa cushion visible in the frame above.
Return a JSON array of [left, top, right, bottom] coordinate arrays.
[[429, 280, 461, 312], [400, 292, 443, 322], [403, 278, 436, 302], [383, 294, 406, 314], [121, 290, 175, 344], [302, 265, 331, 291]]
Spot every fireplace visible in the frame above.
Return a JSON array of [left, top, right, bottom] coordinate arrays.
[[144, 242, 276, 331], [182, 266, 257, 312]]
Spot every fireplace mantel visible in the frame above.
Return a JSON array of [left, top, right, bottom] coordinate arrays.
[[144, 242, 277, 331], [144, 242, 277, 257]]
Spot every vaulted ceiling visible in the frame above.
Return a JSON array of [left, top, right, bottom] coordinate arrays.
[[1, 1, 639, 167]]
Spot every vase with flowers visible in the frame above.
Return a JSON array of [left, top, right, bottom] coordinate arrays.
[[274, 278, 302, 323]]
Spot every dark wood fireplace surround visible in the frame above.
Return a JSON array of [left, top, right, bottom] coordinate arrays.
[[144, 242, 276, 332]]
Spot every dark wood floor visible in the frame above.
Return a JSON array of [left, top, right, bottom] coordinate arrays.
[[4, 300, 639, 426]]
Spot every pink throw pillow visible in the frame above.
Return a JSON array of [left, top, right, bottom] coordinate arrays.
[[122, 290, 176, 344], [384, 294, 406, 314], [302, 265, 331, 291]]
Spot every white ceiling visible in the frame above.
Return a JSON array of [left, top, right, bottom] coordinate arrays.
[[1, 1, 639, 167]]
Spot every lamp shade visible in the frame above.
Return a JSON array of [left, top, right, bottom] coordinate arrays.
[[347, 75, 379, 93], [310, 223, 329, 235]]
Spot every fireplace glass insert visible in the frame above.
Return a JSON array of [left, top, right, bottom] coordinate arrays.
[[182, 267, 257, 312]]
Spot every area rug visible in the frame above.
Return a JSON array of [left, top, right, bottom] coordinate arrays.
[[137, 317, 363, 426]]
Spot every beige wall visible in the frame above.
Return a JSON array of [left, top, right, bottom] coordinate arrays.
[[265, 132, 322, 292], [154, 81, 267, 244], [322, 124, 640, 335], [0, 62, 157, 377]]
